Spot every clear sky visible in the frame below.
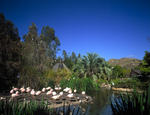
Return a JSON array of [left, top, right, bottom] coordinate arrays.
[[1, 0, 150, 60]]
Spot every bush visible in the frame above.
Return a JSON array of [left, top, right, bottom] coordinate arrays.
[[111, 78, 142, 89], [45, 69, 71, 86], [112, 66, 130, 78], [18, 66, 46, 90]]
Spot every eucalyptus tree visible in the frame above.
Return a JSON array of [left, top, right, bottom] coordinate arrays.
[[62, 50, 77, 69], [40, 26, 60, 66], [19, 23, 61, 88]]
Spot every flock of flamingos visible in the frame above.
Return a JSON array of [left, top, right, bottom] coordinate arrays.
[[9, 86, 87, 101]]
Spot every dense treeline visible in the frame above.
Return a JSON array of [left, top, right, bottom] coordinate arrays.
[[0, 14, 21, 90], [0, 13, 150, 91]]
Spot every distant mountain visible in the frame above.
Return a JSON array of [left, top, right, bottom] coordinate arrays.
[[108, 58, 142, 69]]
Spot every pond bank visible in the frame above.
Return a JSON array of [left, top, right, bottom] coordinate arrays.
[[111, 87, 143, 93], [0, 92, 92, 109]]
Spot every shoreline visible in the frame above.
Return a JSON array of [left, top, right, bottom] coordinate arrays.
[[111, 87, 144, 93]]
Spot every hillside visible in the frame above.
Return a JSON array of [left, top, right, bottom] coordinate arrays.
[[108, 58, 142, 69]]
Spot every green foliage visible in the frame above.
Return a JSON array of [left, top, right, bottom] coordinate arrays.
[[0, 13, 21, 90], [143, 51, 150, 66], [72, 53, 112, 80], [112, 65, 130, 78], [62, 50, 77, 69], [111, 78, 142, 89], [111, 84, 150, 115], [60, 77, 99, 92], [96, 78, 108, 86], [45, 69, 71, 86], [19, 23, 61, 89], [0, 100, 84, 115], [18, 66, 46, 89], [138, 51, 150, 77], [140, 66, 150, 76]]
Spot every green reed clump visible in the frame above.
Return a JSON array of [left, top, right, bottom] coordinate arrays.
[[60, 77, 99, 92], [0, 99, 86, 115], [111, 84, 150, 115]]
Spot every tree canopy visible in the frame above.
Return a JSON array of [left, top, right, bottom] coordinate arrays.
[[0, 13, 21, 90]]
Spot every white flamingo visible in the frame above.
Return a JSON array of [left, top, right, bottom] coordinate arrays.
[[26, 87, 31, 93], [30, 89, 35, 96], [46, 87, 51, 90], [36, 91, 41, 96], [20, 88, 26, 93], [59, 91, 63, 96], [42, 88, 46, 92], [52, 91, 57, 96], [10, 89, 14, 94], [51, 95, 60, 100], [82, 91, 85, 95], [46, 91, 52, 95], [74, 89, 77, 93], [13, 87, 18, 91], [68, 89, 72, 94], [67, 93, 74, 98]]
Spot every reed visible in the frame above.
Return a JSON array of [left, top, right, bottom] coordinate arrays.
[[111, 84, 150, 115], [0, 99, 85, 115]]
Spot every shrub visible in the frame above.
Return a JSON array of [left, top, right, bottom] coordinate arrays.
[[111, 78, 142, 89], [45, 69, 71, 86]]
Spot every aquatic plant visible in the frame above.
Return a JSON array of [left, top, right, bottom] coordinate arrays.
[[60, 77, 99, 92], [0, 99, 85, 115], [111, 84, 150, 115]]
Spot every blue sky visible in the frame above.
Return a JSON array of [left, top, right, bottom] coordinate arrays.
[[1, 0, 150, 60]]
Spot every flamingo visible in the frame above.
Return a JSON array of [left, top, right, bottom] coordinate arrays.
[[46, 91, 52, 95], [26, 87, 31, 93], [36, 91, 41, 96], [11, 93, 17, 98], [52, 91, 57, 96], [50, 89, 53, 92], [68, 89, 72, 94], [59, 91, 63, 96], [55, 87, 59, 90], [20, 88, 26, 93], [58, 87, 61, 90], [82, 91, 85, 95], [46, 87, 51, 90], [10, 89, 14, 94], [67, 93, 73, 98], [13, 87, 18, 91], [42, 88, 46, 92], [30, 89, 35, 96], [63, 87, 70, 92], [51, 95, 60, 100], [16, 91, 19, 94], [74, 89, 77, 93], [11, 92, 19, 98]]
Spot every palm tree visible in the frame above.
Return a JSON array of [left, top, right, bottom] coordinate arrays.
[[81, 53, 100, 77], [73, 53, 112, 79]]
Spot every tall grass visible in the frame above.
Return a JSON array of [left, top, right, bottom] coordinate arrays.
[[111, 84, 150, 115], [60, 77, 99, 92], [0, 100, 86, 115]]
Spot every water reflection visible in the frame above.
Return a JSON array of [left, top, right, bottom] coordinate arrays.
[[81, 88, 113, 115]]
